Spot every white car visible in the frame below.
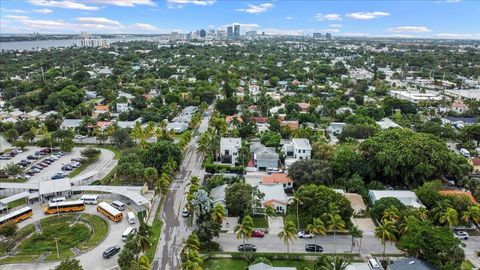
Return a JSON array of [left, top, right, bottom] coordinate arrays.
[[75, 135, 86, 139], [454, 231, 469, 240], [297, 231, 314, 239], [182, 208, 189, 217]]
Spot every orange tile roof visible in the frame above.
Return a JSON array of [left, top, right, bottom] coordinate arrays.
[[225, 115, 243, 124], [297, 102, 310, 110], [280, 120, 299, 129], [472, 158, 480, 166], [97, 121, 113, 128], [264, 199, 287, 206], [440, 190, 479, 205], [262, 173, 293, 184], [95, 105, 109, 111], [250, 117, 269, 124]]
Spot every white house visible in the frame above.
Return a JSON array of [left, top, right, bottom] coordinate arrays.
[[326, 122, 347, 135], [256, 184, 289, 213], [210, 184, 227, 207], [369, 190, 424, 208], [60, 119, 82, 130], [282, 138, 312, 160], [116, 102, 130, 113], [249, 263, 296, 270], [220, 137, 241, 165], [166, 122, 188, 133]]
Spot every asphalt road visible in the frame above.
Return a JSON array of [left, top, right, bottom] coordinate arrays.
[[153, 107, 212, 270], [216, 233, 401, 255], [463, 236, 480, 268], [0, 136, 11, 152]]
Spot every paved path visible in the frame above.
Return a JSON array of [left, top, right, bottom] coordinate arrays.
[[153, 107, 212, 270], [0, 136, 11, 152]]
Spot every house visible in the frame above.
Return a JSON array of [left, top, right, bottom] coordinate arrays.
[[210, 184, 227, 207], [439, 190, 479, 205], [116, 102, 130, 113], [23, 110, 42, 120], [115, 118, 141, 129], [172, 115, 192, 124], [60, 119, 82, 130], [118, 91, 135, 100], [256, 184, 289, 213], [297, 102, 310, 113], [376, 118, 401, 130], [248, 263, 296, 270], [261, 173, 293, 189], [389, 257, 436, 270], [166, 122, 188, 133], [282, 138, 312, 160], [38, 110, 58, 121], [327, 122, 346, 135], [93, 105, 109, 117], [280, 120, 299, 130], [389, 90, 442, 103], [220, 137, 241, 165], [253, 147, 279, 171], [181, 106, 198, 116], [369, 190, 424, 208], [96, 121, 113, 131], [85, 91, 97, 99], [472, 158, 480, 174], [336, 107, 354, 115]]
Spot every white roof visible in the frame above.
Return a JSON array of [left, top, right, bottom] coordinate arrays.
[[39, 179, 72, 195], [369, 190, 424, 208], [210, 184, 227, 203], [0, 192, 30, 205], [61, 119, 82, 127], [445, 89, 480, 100], [48, 200, 83, 208], [292, 138, 311, 150], [73, 185, 149, 206], [376, 118, 401, 130], [256, 184, 288, 204], [220, 137, 241, 149], [249, 263, 296, 270]]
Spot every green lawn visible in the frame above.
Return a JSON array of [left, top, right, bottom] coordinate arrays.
[[252, 216, 269, 228], [6, 198, 27, 209], [96, 145, 122, 160], [78, 214, 109, 252], [461, 260, 475, 270], [204, 258, 315, 270]]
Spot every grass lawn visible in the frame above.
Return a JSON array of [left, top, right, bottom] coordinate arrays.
[[0, 178, 28, 183], [96, 145, 122, 160], [461, 260, 475, 270], [204, 258, 315, 270], [252, 216, 269, 228], [43, 250, 75, 262], [78, 214, 109, 252], [6, 198, 27, 209]]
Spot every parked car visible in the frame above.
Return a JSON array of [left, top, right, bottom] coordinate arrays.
[[35, 151, 45, 156], [43, 160, 53, 165], [56, 151, 64, 156], [51, 173, 65, 180], [75, 135, 86, 139], [37, 163, 48, 168], [0, 154, 11, 160], [182, 207, 189, 217], [31, 165, 43, 170], [62, 164, 73, 171], [297, 231, 314, 239], [251, 230, 265, 238], [102, 245, 121, 259], [26, 171, 35, 176], [31, 168, 41, 173], [27, 155, 38, 160], [21, 159, 31, 164], [305, 244, 323, 252], [50, 155, 60, 160], [70, 161, 80, 168], [454, 231, 469, 240], [238, 244, 257, 252], [16, 162, 28, 167]]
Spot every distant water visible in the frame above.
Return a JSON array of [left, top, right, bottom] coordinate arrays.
[[0, 37, 157, 52]]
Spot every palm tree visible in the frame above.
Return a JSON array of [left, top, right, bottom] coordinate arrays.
[[462, 205, 480, 229], [181, 249, 203, 270], [314, 255, 351, 270], [288, 189, 304, 231], [130, 255, 152, 270], [234, 215, 254, 250], [265, 205, 276, 223], [439, 207, 458, 229], [326, 213, 346, 253], [375, 220, 397, 265], [135, 234, 151, 254], [348, 225, 363, 254], [278, 220, 297, 258], [211, 204, 226, 225], [382, 206, 400, 223], [328, 256, 351, 270], [306, 218, 326, 251]]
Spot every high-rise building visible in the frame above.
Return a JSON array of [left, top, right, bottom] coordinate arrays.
[[246, 31, 257, 37], [80, 36, 109, 47], [313, 33, 322, 39], [170, 31, 179, 41], [233, 24, 240, 38], [326, 33, 332, 40], [227, 26, 233, 39], [217, 30, 226, 39], [199, 29, 206, 38]]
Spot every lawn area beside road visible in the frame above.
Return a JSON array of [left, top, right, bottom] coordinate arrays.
[[252, 216, 269, 228], [204, 258, 315, 269]]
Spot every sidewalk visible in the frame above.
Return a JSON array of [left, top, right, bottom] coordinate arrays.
[[146, 194, 161, 226]]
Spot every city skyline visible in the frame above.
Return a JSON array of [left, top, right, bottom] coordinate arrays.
[[0, 0, 479, 39]]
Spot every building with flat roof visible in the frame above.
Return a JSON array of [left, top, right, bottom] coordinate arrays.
[[389, 90, 442, 103], [444, 89, 480, 101], [369, 190, 424, 208]]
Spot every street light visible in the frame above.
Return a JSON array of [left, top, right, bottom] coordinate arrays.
[[54, 237, 59, 258]]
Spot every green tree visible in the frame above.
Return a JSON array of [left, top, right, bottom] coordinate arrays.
[[288, 159, 332, 186], [5, 128, 18, 142], [278, 220, 297, 258], [306, 218, 326, 251], [374, 220, 397, 265], [5, 163, 23, 177], [439, 207, 458, 229], [462, 205, 480, 229], [211, 204, 226, 225], [142, 141, 182, 172], [234, 215, 254, 258], [225, 182, 253, 218], [54, 258, 83, 270], [325, 213, 346, 253], [289, 189, 304, 231], [0, 222, 17, 238], [349, 225, 363, 254]]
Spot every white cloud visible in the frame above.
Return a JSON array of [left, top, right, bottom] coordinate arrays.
[[6, 15, 66, 29], [75, 17, 121, 25], [314, 13, 342, 21], [131, 23, 159, 31], [1, 8, 29, 13], [346, 11, 390, 20], [5, 15, 31, 20], [317, 28, 341, 33], [88, 0, 156, 7], [329, 24, 342, 28], [435, 33, 480, 39], [388, 26, 431, 33], [339, 32, 369, 37], [285, 16, 293, 20], [34, 8, 53, 13], [167, 0, 216, 6], [28, 0, 100, 11], [237, 3, 273, 14]]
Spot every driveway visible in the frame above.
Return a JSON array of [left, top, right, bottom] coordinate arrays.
[[462, 236, 480, 268], [352, 218, 376, 236], [268, 217, 284, 234]]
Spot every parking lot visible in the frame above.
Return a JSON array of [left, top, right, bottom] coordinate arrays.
[[0, 146, 41, 170], [26, 147, 83, 183]]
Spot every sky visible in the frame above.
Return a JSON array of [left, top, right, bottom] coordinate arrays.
[[0, 0, 479, 39]]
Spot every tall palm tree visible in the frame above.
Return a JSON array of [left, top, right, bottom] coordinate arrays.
[[265, 205, 276, 223], [234, 215, 254, 250], [348, 225, 363, 254], [306, 218, 326, 251], [130, 255, 152, 270], [439, 207, 459, 229], [288, 189, 304, 231], [135, 234, 151, 254], [328, 256, 351, 270], [462, 205, 480, 229], [211, 204, 226, 225], [181, 249, 203, 270], [278, 220, 297, 258], [382, 206, 400, 223], [375, 220, 397, 265], [314, 255, 351, 270], [326, 213, 346, 253]]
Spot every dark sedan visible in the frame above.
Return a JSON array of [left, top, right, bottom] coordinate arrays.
[[305, 244, 323, 252]]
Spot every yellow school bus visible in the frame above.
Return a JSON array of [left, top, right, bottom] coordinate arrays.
[[0, 206, 33, 225], [44, 200, 85, 215], [97, 202, 123, 222]]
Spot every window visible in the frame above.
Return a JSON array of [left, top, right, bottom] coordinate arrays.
[[303, 150, 305, 153]]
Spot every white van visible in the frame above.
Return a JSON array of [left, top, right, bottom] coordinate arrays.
[[111, 200, 126, 211], [50, 197, 66, 203], [367, 258, 383, 270], [80, 194, 99, 205], [121, 227, 137, 241], [266, 168, 281, 175], [127, 212, 137, 224], [460, 148, 470, 157]]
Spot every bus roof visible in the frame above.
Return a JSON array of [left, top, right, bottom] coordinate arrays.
[[122, 226, 135, 235], [81, 194, 99, 199], [0, 206, 32, 222], [48, 200, 84, 208], [98, 201, 121, 216]]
